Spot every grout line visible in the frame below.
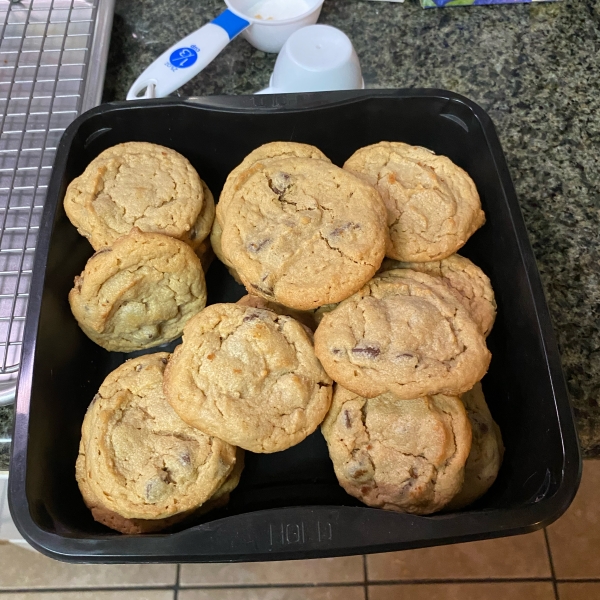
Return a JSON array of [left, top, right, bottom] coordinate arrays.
[[3, 579, 596, 594], [543, 528, 560, 600], [363, 555, 369, 600], [176, 582, 366, 590], [174, 564, 181, 600], [0, 586, 176, 594], [172, 579, 560, 591]]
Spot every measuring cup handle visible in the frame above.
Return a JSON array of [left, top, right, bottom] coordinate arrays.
[[126, 10, 250, 100]]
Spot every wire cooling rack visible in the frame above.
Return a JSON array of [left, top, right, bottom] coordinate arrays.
[[0, 0, 113, 404]]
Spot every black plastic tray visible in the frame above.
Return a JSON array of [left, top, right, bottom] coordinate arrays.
[[9, 90, 581, 563]]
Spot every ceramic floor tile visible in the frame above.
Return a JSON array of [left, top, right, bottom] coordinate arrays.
[[179, 588, 365, 600], [367, 531, 551, 580], [558, 582, 600, 599], [0, 543, 177, 589], [369, 582, 555, 600], [180, 556, 364, 586], [547, 460, 600, 579], [0, 593, 173, 600]]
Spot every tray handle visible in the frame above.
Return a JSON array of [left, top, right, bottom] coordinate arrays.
[[184, 90, 373, 112]]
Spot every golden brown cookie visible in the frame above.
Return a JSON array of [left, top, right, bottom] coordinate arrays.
[[314, 269, 491, 399], [216, 141, 331, 225], [322, 385, 472, 514], [69, 228, 207, 352], [379, 255, 496, 336], [64, 142, 204, 250], [163, 303, 333, 453], [76, 353, 237, 526], [344, 142, 485, 262], [220, 157, 388, 310], [446, 382, 504, 510]]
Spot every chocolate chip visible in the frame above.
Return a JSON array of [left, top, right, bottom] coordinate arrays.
[[243, 312, 261, 322], [180, 452, 191, 466], [409, 467, 418, 478], [479, 422, 489, 434], [353, 469, 367, 479], [250, 283, 274, 298], [268, 172, 291, 195], [330, 222, 360, 237], [344, 410, 352, 429], [331, 348, 343, 356], [248, 239, 270, 253], [352, 345, 381, 358], [145, 481, 156, 500], [161, 357, 168, 365], [160, 468, 174, 484]]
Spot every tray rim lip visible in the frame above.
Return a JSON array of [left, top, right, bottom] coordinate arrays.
[[8, 88, 582, 562]]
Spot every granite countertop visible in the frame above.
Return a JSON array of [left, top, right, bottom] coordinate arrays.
[[0, 0, 598, 470]]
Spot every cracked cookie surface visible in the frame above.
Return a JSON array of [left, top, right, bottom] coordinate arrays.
[[314, 269, 491, 399], [380, 255, 496, 337], [76, 353, 237, 524], [64, 142, 204, 250], [69, 228, 207, 352], [216, 141, 331, 225], [322, 385, 472, 514], [164, 303, 333, 453], [344, 141, 485, 262], [446, 382, 504, 510], [220, 157, 388, 310]]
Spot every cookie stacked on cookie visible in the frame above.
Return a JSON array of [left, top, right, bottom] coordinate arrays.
[[315, 266, 503, 514], [68, 137, 504, 532], [65, 142, 215, 352], [76, 353, 244, 534], [209, 140, 502, 515]]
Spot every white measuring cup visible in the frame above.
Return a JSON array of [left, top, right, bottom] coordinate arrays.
[[258, 25, 364, 94], [126, 0, 324, 100]]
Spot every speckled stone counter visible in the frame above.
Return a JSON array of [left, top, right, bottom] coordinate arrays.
[[1, 0, 599, 470]]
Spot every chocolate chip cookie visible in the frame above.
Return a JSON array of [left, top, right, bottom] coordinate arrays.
[[220, 157, 389, 310], [344, 142, 485, 262], [322, 385, 472, 514], [64, 142, 204, 250], [163, 303, 333, 453], [69, 228, 207, 352], [314, 269, 491, 399]]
